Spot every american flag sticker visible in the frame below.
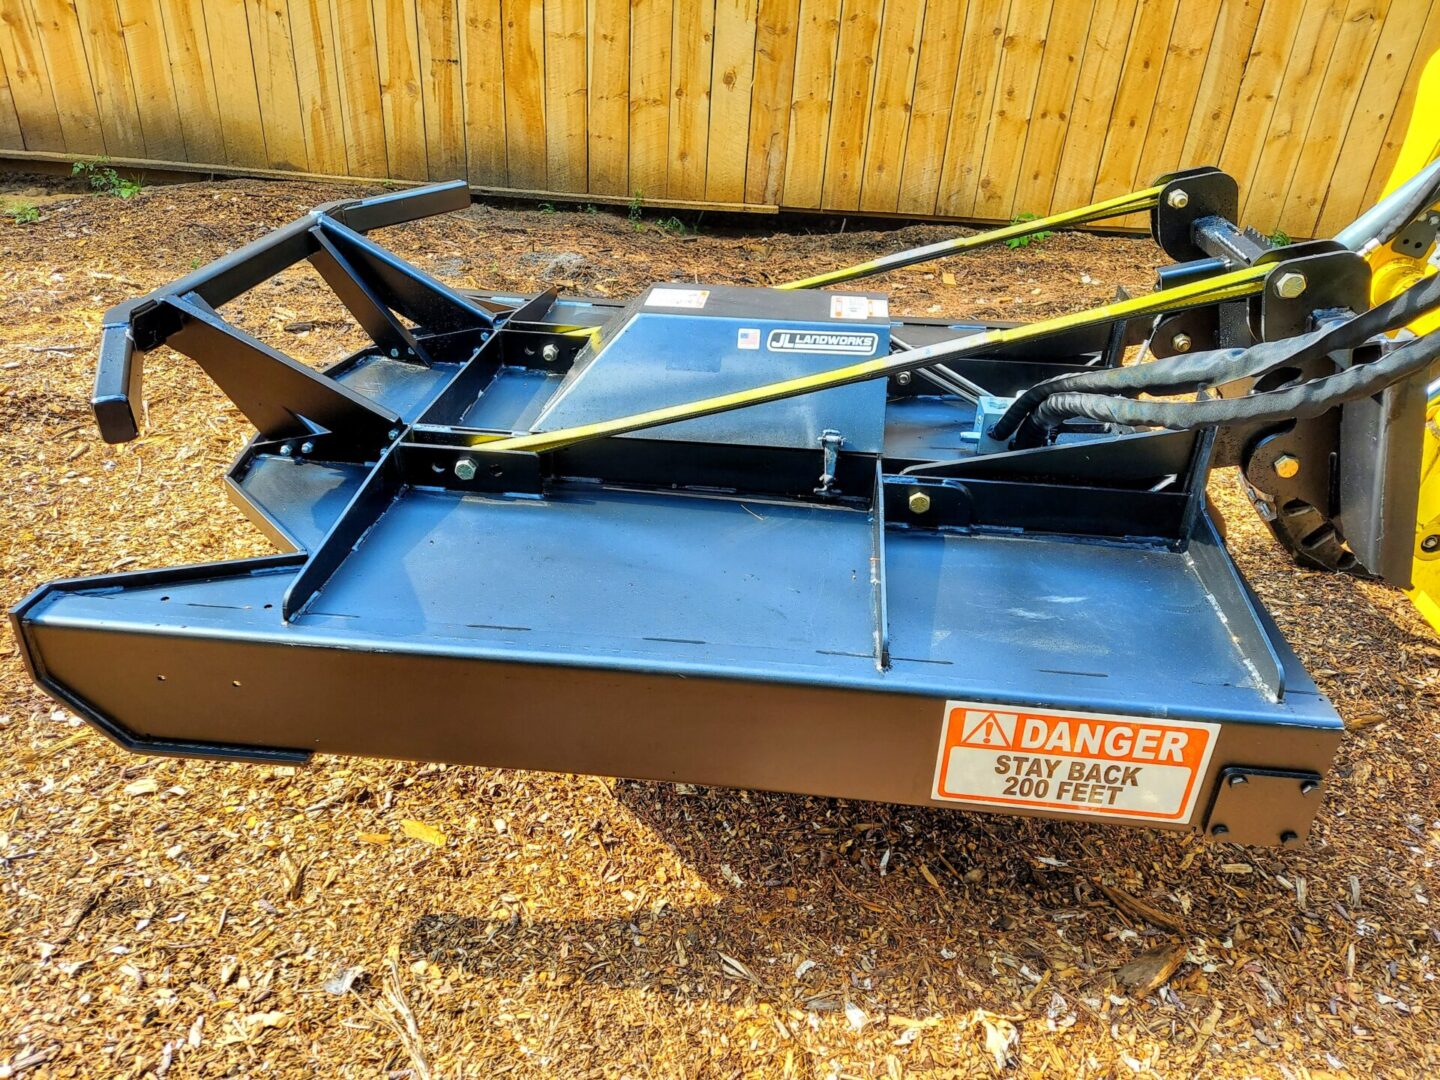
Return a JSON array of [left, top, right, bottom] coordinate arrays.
[[737, 327, 760, 350]]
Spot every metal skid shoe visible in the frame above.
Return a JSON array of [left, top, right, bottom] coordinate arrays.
[[20, 174, 1399, 847]]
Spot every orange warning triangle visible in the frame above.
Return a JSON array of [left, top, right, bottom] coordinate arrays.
[[959, 710, 1017, 748]]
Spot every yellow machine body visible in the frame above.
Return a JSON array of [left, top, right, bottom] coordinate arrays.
[[1368, 49, 1440, 627]]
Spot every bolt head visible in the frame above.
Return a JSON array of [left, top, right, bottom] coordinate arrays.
[[541, 343, 560, 363], [908, 490, 932, 515], [1171, 332, 1192, 353], [299, 440, 314, 455], [454, 457, 478, 481], [1423, 534, 1440, 553], [279, 444, 293, 457], [895, 371, 913, 387], [1166, 188, 1190, 210], [1273, 271, 1308, 299], [1273, 453, 1301, 480]]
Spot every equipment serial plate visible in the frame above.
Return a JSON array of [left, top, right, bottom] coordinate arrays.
[[931, 701, 1219, 822]]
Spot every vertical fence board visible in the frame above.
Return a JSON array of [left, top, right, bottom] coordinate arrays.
[[201, 0, 266, 166], [667, 0, 714, 198], [73, 0, 145, 156], [973, 0, 1052, 220], [287, 0, 348, 175], [1011, 0, 1093, 215], [586, 0, 627, 194], [542, 0, 585, 191], [160, 0, 223, 163], [628, 0, 670, 199], [743, 0, 799, 204], [1360, 0, 1440, 208], [246, 0, 309, 170], [1241, 0, 1346, 230], [374, 0, 429, 179], [1117, 0, 1223, 227], [1178, 0, 1263, 168], [858, 0, 924, 212], [1216, 0, 1307, 209], [0, 3, 63, 151], [29, 0, 105, 155], [706, 0, 758, 203], [782, 0, 840, 208], [936, 0, 1012, 217], [116, 0, 186, 161], [0, 45, 21, 149], [1050, 0, 1134, 209], [460, 0, 505, 185], [1279, 0, 1391, 237], [1325, 0, 1438, 232], [820, 0, 883, 208], [1092, 0, 1179, 202], [896, 0, 964, 214], [330, 0, 388, 176], [418, 0, 467, 179]]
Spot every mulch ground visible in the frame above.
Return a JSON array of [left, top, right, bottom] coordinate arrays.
[[0, 177, 1437, 1079]]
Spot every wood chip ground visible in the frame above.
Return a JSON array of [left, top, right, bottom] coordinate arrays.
[[0, 178, 1436, 1078]]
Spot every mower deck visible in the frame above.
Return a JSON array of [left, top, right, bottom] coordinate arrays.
[[11, 180, 1365, 845]]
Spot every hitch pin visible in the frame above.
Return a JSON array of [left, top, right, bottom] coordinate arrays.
[[816, 429, 844, 497]]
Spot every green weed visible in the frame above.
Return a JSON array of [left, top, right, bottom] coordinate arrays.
[[72, 158, 142, 199], [1005, 212, 1054, 250]]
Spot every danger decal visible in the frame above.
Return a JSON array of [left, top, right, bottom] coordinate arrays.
[[931, 701, 1219, 822]]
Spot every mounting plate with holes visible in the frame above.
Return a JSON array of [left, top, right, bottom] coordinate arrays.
[[1203, 766, 1324, 846]]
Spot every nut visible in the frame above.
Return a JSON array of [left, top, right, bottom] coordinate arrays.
[[541, 343, 560, 364], [1273, 271, 1308, 299], [907, 490, 932, 515], [454, 457, 478, 481], [895, 371, 913, 387], [1171, 332, 1192, 353], [1423, 534, 1440, 553], [1166, 189, 1190, 210], [1273, 453, 1301, 480]]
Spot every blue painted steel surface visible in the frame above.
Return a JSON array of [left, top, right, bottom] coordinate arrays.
[[534, 285, 892, 452]]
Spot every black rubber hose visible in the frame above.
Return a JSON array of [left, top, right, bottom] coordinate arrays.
[[990, 269, 1440, 442], [1026, 326, 1440, 431]]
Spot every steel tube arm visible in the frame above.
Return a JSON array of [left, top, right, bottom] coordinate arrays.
[[93, 181, 472, 444]]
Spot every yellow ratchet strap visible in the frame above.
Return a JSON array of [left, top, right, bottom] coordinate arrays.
[[777, 185, 1165, 291], [470, 263, 1270, 455]]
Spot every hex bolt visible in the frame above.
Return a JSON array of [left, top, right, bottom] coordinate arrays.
[[1273, 272, 1308, 299], [454, 458, 478, 481], [279, 444, 293, 457], [1171, 333, 1193, 353], [389, 348, 400, 358], [895, 371, 913, 387], [1211, 823, 1229, 837], [387, 428, 400, 440], [541, 343, 560, 364], [908, 490, 932, 515], [299, 440, 314, 455], [1273, 453, 1301, 479], [1166, 189, 1190, 210], [1423, 534, 1440, 553]]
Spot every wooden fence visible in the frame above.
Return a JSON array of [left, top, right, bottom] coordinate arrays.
[[0, 0, 1435, 235]]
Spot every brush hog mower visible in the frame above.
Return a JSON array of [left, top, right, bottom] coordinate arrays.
[[13, 127, 1440, 845]]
